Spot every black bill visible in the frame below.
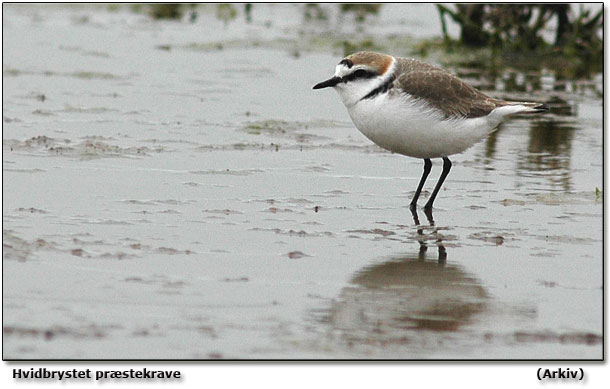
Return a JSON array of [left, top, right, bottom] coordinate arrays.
[[313, 76, 341, 89]]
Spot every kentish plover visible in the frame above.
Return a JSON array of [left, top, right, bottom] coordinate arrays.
[[313, 51, 548, 211]]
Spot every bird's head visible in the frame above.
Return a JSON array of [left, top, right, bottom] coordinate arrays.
[[313, 51, 395, 106]]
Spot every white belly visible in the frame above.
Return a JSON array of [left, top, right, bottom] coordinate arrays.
[[346, 94, 497, 159]]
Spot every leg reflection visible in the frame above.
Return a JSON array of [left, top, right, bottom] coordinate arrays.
[[410, 206, 445, 264], [438, 244, 447, 265]]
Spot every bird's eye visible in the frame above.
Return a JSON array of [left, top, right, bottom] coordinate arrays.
[[353, 69, 370, 78], [342, 68, 374, 83]]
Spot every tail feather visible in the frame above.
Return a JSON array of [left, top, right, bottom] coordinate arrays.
[[499, 100, 550, 114], [487, 100, 549, 126]]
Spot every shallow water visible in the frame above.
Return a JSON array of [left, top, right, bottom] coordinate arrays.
[[2, 4, 603, 359]]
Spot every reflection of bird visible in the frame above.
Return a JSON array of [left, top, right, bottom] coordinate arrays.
[[314, 51, 548, 210], [324, 253, 488, 357]]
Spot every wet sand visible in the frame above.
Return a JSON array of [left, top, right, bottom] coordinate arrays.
[[2, 4, 603, 359]]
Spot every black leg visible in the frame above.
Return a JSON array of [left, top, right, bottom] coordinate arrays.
[[424, 157, 452, 210], [409, 158, 432, 210], [410, 206, 421, 226], [423, 206, 435, 226]]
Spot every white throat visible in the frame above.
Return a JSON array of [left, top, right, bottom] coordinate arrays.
[[334, 57, 397, 108]]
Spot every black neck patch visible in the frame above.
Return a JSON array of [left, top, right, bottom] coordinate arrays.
[[361, 73, 396, 100]]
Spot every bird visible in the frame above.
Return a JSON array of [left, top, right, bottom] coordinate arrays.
[[313, 51, 548, 212]]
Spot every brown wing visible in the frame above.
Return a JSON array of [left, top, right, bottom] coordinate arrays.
[[394, 70, 500, 119]]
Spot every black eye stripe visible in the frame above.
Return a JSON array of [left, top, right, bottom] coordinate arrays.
[[342, 69, 376, 82]]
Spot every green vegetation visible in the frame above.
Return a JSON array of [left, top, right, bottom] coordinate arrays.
[[341, 39, 381, 57], [244, 3, 252, 23], [435, 4, 602, 78], [136, 4, 600, 80], [304, 4, 328, 21], [148, 4, 198, 21], [216, 4, 237, 25], [304, 3, 381, 23], [339, 3, 381, 23], [149, 4, 183, 20]]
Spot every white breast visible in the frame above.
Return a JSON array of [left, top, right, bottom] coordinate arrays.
[[345, 93, 498, 159]]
